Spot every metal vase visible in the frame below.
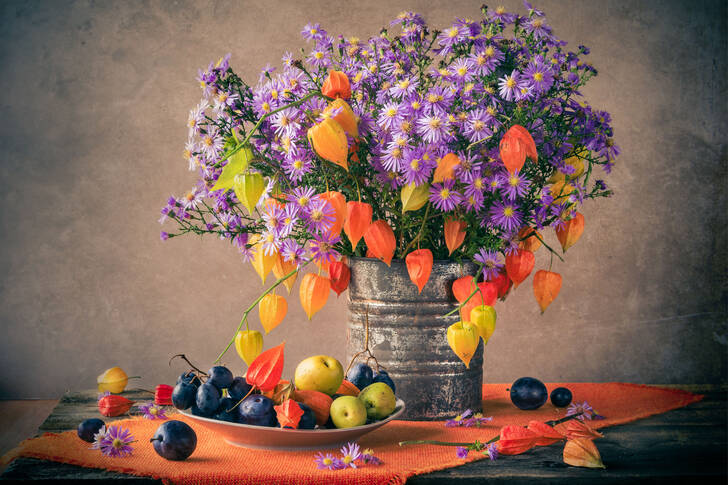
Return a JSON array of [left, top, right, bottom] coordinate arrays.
[[346, 257, 483, 420]]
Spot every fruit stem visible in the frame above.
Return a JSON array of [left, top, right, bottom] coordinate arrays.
[[443, 264, 484, 317], [226, 386, 256, 413], [214, 263, 307, 364], [169, 354, 208, 376]]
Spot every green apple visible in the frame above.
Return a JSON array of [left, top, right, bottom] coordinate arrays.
[[358, 382, 396, 420], [294, 355, 344, 396], [329, 396, 367, 429]]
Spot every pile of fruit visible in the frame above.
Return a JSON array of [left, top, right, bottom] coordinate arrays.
[[171, 355, 397, 430]]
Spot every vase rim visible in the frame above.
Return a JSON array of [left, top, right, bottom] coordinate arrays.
[[347, 256, 475, 265]]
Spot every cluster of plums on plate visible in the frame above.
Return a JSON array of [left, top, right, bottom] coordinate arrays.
[[509, 376, 573, 410]]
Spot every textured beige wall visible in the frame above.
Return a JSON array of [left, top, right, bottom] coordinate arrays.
[[0, 0, 726, 398]]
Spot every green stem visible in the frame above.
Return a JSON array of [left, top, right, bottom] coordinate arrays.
[[214, 263, 306, 364], [531, 230, 565, 262], [402, 203, 430, 255], [443, 264, 484, 317]]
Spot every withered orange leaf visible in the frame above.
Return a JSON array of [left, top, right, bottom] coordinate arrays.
[[563, 438, 606, 469], [533, 270, 562, 313], [497, 425, 539, 455], [245, 342, 285, 392], [406, 249, 433, 293], [527, 420, 565, 446], [274, 399, 304, 429]]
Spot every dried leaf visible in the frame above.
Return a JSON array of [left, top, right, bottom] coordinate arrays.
[[497, 425, 539, 455], [246, 342, 285, 392], [274, 399, 304, 429], [272, 380, 296, 405], [406, 249, 433, 293], [563, 438, 606, 469], [527, 420, 565, 446]]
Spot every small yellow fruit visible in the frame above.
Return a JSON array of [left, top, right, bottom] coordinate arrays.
[[97, 367, 129, 394], [469, 305, 497, 344]]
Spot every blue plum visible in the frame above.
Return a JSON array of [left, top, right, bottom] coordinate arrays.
[[77, 418, 105, 443], [238, 395, 277, 427], [195, 382, 221, 416], [346, 363, 374, 391], [171, 381, 197, 410], [550, 387, 573, 407], [207, 366, 234, 391], [510, 377, 548, 410], [227, 376, 252, 401], [151, 420, 197, 461]]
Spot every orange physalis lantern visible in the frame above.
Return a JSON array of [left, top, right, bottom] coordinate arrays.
[[343, 201, 372, 250], [432, 153, 460, 183], [444, 217, 467, 256], [497, 425, 540, 455], [505, 249, 535, 288], [509, 125, 538, 161], [320, 191, 347, 235], [452, 276, 475, 303], [499, 130, 526, 175], [274, 399, 304, 429], [235, 330, 263, 365], [489, 270, 512, 299], [364, 220, 396, 266], [328, 260, 351, 296], [405, 249, 433, 293], [563, 438, 606, 469], [324, 98, 358, 137], [98, 395, 134, 417], [446, 321, 480, 368], [533, 270, 562, 313], [272, 253, 298, 294], [555, 212, 585, 252], [258, 293, 288, 334], [246, 342, 285, 392], [252, 242, 277, 284], [321, 70, 351, 99], [307, 118, 349, 171], [518, 226, 542, 253], [299, 273, 330, 320], [564, 420, 604, 441], [527, 420, 565, 446]]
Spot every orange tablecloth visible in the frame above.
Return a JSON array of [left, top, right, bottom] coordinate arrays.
[[2, 383, 702, 484]]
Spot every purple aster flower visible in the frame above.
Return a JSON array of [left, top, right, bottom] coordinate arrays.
[[490, 6, 517, 23], [500, 171, 531, 200], [288, 186, 319, 212], [138, 401, 167, 420], [304, 198, 335, 234], [260, 229, 282, 256], [445, 409, 474, 427], [377, 101, 402, 131], [90, 425, 107, 450], [309, 232, 341, 265], [301, 23, 324, 41], [359, 448, 382, 465], [523, 57, 554, 94], [390, 76, 419, 98], [489, 200, 523, 232], [281, 238, 307, 267], [463, 191, 484, 212], [486, 442, 499, 461], [523, 15, 554, 41], [99, 425, 134, 458], [282, 152, 313, 183], [463, 109, 493, 143], [307, 48, 331, 68], [314, 452, 344, 470], [199, 126, 224, 160], [271, 107, 301, 138], [498, 70, 521, 102], [450, 58, 475, 83], [456, 446, 469, 459], [429, 180, 462, 212], [416, 113, 449, 144], [280, 203, 300, 237], [263, 204, 285, 234], [340, 441, 361, 468], [566, 401, 594, 421], [402, 147, 435, 185], [159, 231, 169, 241], [474, 249, 504, 281], [423, 86, 454, 115], [463, 412, 494, 427], [436, 24, 467, 55], [187, 100, 207, 138]]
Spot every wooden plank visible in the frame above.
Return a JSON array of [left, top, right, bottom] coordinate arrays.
[[3, 386, 726, 483]]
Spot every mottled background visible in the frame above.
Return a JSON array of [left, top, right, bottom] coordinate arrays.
[[0, 0, 725, 399]]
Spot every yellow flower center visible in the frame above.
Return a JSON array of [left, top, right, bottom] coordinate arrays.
[[203, 136, 213, 147], [504, 207, 514, 217], [485, 46, 495, 58], [506, 78, 516, 88], [391, 148, 402, 159], [314, 52, 324, 60], [310, 209, 323, 222], [388, 171, 397, 179], [533, 19, 543, 28], [447, 27, 459, 38], [400, 121, 412, 133], [428, 118, 442, 129], [385, 107, 397, 118], [457, 66, 467, 76], [323, 457, 332, 465], [298, 196, 309, 206], [262, 102, 271, 112], [486, 106, 496, 116], [280, 116, 289, 126], [473, 120, 485, 131], [533, 72, 544, 82], [398, 79, 410, 89], [310, 28, 318, 35], [509, 175, 519, 187], [440, 189, 450, 200], [410, 159, 420, 170], [343, 456, 353, 464], [427, 93, 443, 103], [293, 160, 303, 169], [150, 407, 158, 415], [474, 178, 484, 189], [112, 438, 123, 449]]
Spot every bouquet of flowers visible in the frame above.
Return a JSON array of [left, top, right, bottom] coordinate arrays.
[[160, 3, 619, 365]]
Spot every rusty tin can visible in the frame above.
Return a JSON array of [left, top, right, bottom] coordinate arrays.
[[346, 257, 483, 420]]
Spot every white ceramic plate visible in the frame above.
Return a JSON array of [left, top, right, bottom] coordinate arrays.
[[180, 399, 405, 451]]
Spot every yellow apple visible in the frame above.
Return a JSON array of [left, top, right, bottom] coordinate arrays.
[[294, 355, 344, 396], [329, 395, 367, 428], [358, 382, 396, 420]]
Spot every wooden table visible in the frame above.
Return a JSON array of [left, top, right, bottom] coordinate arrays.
[[2, 385, 726, 483]]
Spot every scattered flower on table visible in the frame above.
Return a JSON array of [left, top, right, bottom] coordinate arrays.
[[340, 441, 361, 468], [485, 442, 499, 461], [446, 409, 493, 427], [456, 446, 469, 459], [90, 425, 107, 450], [138, 401, 168, 420], [360, 448, 382, 465], [98, 425, 135, 458], [566, 401, 594, 421], [314, 452, 344, 470]]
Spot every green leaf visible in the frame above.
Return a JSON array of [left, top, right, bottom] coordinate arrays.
[[210, 145, 254, 192]]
